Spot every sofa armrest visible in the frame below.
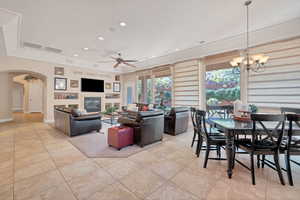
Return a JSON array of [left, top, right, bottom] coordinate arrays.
[[74, 114, 102, 121], [118, 117, 140, 126]]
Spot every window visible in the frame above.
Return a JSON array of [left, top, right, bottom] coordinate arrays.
[[136, 77, 153, 104], [206, 68, 240, 106], [154, 77, 172, 107], [146, 78, 153, 104], [137, 79, 142, 103]]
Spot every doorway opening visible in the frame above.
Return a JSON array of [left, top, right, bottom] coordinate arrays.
[[11, 73, 46, 123]]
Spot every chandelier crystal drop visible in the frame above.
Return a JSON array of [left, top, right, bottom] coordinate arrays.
[[230, 0, 269, 72]]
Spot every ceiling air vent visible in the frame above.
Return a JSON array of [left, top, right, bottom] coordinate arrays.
[[65, 58, 74, 64], [23, 42, 43, 49], [44, 46, 63, 54]]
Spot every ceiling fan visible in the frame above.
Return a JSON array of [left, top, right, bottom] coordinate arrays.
[[110, 53, 138, 68]]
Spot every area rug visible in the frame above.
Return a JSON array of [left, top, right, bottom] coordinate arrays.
[[69, 132, 171, 158]]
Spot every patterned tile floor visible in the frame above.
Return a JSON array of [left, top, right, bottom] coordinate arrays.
[[0, 114, 300, 200]]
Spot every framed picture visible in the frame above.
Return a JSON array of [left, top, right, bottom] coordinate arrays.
[[113, 82, 120, 92], [70, 80, 79, 88], [54, 77, 67, 90], [54, 67, 64, 76], [105, 82, 112, 89]]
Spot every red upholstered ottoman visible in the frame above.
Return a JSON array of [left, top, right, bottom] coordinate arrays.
[[108, 126, 134, 150]]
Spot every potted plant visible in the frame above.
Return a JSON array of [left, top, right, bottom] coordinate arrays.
[[249, 104, 258, 113]]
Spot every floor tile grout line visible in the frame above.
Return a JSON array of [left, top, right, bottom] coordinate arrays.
[[91, 158, 143, 200], [91, 148, 196, 199], [12, 125, 16, 200], [33, 125, 80, 200]]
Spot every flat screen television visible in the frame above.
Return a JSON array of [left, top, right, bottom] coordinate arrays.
[[81, 78, 104, 92]]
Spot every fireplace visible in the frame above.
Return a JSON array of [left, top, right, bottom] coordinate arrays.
[[84, 97, 101, 112]]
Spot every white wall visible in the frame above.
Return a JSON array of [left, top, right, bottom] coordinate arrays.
[[0, 56, 120, 123], [0, 72, 13, 122], [12, 82, 23, 111]]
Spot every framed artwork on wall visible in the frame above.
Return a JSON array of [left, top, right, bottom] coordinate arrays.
[[70, 80, 79, 88], [113, 82, 120, 92], [54, 77, 67, 90], [54, 67, 64, 76], [105, 82, 112, 89]]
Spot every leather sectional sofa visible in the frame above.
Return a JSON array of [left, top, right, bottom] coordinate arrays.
[[117, 110, 164, 147], [54, 108, 102, 137], [164, 107, 189, 135]]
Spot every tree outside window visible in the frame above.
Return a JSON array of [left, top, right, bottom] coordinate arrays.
[[154, 77, 172, 107], [206, 68, 240, 106]]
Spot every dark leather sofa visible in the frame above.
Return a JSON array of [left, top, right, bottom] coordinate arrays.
[[164, 107, 189, 135], [122, 103, 159, 112], [117, 110, 164, 147], [54, 108, 102, 137]]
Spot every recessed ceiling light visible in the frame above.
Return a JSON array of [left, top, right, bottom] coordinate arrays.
[[120, 22, 127, 27], [83, 47, 89, 51], [73, 54, 79, 57], [175, 48, 179, 51], [97, 36, 104, 40]]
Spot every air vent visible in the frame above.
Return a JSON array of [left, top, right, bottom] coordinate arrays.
[[23, 42, 42, 49], [44, 46, 63, 54], [65, 58, 74, 64]]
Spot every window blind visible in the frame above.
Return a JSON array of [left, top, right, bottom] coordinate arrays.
[[247, 37, 300, 108]]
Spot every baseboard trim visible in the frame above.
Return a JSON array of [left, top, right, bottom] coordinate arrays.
[[44, 119, 54, 124], [0, 118, 13, 123], [12, 108, 23, 112]]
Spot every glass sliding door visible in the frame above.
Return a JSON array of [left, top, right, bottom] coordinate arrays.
[[146, 78, 153, 104], [154, 76, 172, 107]]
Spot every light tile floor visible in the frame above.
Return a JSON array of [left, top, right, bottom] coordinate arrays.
[[0, 117, 300, 200]]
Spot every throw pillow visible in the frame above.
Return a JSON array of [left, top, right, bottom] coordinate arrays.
[[142, 106, 148, 111]]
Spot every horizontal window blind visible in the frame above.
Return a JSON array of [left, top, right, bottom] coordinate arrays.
[[152, 65, 171, 78], [248, 37, 300, 108], [173, 60, 200, 107], [204, 50, 240, 71]]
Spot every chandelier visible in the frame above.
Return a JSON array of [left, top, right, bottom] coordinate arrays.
[[230, 0, 269, 72]]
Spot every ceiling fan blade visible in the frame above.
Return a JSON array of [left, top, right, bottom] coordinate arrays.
[[123, 62, 137, 68], [113, 62, 120, 68], [97, 60, 114, 63], [123, 60, 138, 62]]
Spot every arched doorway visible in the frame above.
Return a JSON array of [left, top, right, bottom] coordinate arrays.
[[0, 70, 48, 123]]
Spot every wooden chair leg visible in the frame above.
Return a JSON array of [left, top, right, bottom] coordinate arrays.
[[196, 136, 203, 157], [216, 145, 221, 159], [232, 146, 236, 169], [203, 145, 210, 168], [274, 153, 285, 185], [250, 153, 256, 185], [285, 153, 293, 186], [257, 155, 260, 168], [191, 131, 196, 147]]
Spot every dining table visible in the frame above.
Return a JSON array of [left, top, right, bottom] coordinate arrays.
[[209, 118, 300, 179]]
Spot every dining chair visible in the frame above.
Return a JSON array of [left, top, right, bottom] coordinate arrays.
[[235, 114, 286, 185], [283, 114, 300, 186], [190, 107, 198, 148], [281, 107, 300, 114], [191, 107, 224, 148], [195, 109, 226, 168]]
